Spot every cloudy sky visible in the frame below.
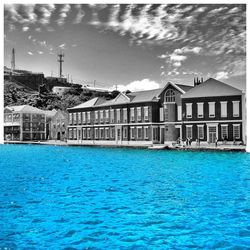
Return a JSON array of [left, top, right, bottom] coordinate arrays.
[[4, 4, 246, 91]]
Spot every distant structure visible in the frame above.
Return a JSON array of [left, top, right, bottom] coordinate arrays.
[[57, 52, 64, 78], [194, 77, 204, 86], [11, 48, 15, 74]]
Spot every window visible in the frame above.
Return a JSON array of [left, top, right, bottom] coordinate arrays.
[[95, 128, 99, 139], [165, 89, 175, 102], [233, 124, 240, 139], [130, 127, 135, 139], [144, 126, 149, 139], [68, 128, 73, 139], [197, 125, 204, 139], [137, 107, 142, 121], [73, 128, 77, 140], [116, 109, 120, 123], [144, 107, 149, 121], [105, 128, 109, 139], [130, 108, 135, 122], [110, 109, 114, 123], [186, 103, 192, 118], [87, 112, 91, 123], [233, 101, 240, 117], [69, 113, 73, 125], [82, 112, 86, 124], [77, 112, 81, 124], [197, 103, 204, 118], [220, 102, 227, 118], [123, 108, 127, 123], [123, 127, 128, 139], [73, 113, 77, 124], [209, 102, 215, 118], [100, 128, 104, 139], [87, 128, 91, 139], [186, 125, 192, 139], [110, 127, 115, 138], [105, 110, 109, 123], [82, 128, 86, 139], [177, 106, 182, 121], [137, 127, 142, 139], [100, 110, 104, 123], [221, 125, 228, 140], [95, 111, 99, 123]]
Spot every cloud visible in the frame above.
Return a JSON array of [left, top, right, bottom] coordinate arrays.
[[158, 54, 168, 59], [209, 7, 227, 14], [37, 51, 44, 54], [28, 51, 33, 55], [111, 79, 161, 92], [56, 4, 71, 26], [22, 26, 29, 32], [38, 4, 56, 25], [73, 4, 85, 24], [215, 71, 229, 80], [170, 54, 187, 62], [174, 46, 202, 54], [59, 43, 66, 49]]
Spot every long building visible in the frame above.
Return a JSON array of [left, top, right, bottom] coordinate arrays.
[[67, 81, 193, 146], [67, 78, 245, 146]]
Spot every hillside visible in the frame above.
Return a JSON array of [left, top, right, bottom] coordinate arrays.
[[4, 79, 120, 111]]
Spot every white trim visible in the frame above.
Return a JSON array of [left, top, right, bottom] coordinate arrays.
[[233, 124, 241, 139], [137, 126, 143, 139], [186, 125, 193, 139], [220, 101, 227, 118], [208, 102, 215, 118], [144, 126, 149, 139], [197, 102, 204, 118], [197, 125, 204, 139], [232, 100, 240, 117], [186, 103, 192, 118], [206, 123, 218, 143]]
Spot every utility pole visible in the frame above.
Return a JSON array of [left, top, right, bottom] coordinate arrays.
[[57, 52, 64, 78]]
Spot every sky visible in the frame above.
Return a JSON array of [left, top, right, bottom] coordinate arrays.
[[4, 4, 246, 92]]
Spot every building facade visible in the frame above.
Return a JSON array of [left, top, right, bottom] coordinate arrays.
[[67, 82, 193, 146], [181, 78, 245, 144], [4, 105, 46, 141], [49, 110, 68, 140]]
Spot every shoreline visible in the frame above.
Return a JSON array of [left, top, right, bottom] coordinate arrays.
[[3, 140, 246, 152]]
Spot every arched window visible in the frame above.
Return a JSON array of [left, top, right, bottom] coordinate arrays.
[[165, 89, 175, 102]]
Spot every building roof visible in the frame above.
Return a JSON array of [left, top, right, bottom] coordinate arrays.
[[43, 109, 57, 117], [182, 78, 242, 98], [176, 84, 193, 93], [5, 105, 45, 114], [69, 81, 193, 110], [68, 97, 106, 110]]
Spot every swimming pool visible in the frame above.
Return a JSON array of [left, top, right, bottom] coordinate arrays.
[[0, 144, 249, 249]]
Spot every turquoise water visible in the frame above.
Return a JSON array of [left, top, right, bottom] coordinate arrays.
[[0, 145, 250, 249]]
